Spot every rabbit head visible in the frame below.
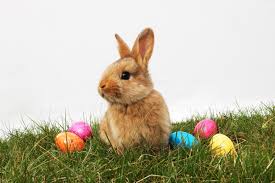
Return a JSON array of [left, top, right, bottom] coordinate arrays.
[[98, 28, 155, 105]]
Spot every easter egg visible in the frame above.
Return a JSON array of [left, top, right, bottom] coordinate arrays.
[[194, 119, 218, 139], [55, 132, 85, 153], [169, 131, 199, 149], [68, 121, 92, 141], [210, 133, 236, 157]]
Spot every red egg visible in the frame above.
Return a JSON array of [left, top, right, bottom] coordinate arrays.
[[55, 132, 85, 153]]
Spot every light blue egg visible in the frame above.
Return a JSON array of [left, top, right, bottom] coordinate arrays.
[[169, 131, 199, 149]]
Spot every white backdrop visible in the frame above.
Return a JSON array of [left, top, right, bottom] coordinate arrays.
[[0, 0, 274, 134]]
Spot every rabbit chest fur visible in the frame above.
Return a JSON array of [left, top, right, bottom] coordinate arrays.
[[100, 90, 171, 152]]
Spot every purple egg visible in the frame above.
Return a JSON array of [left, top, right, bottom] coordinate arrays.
[[68, 121, 92, 141]]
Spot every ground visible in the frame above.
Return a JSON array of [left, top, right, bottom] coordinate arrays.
[[0, 105, 274, 182]]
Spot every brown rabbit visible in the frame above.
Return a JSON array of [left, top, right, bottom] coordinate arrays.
[[98, 28, 171, 154]]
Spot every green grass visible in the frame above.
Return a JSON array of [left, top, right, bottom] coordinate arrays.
[[0, 105, 274, 182]]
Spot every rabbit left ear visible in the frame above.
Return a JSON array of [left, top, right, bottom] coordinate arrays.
[[115, 34, 131, 58], [131, 28, 154, 70]]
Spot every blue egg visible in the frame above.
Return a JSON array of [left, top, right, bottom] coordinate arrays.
[[169, 131, 199, 149]]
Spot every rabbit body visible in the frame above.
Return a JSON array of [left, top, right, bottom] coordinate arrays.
[[98, 28, 171, 154]]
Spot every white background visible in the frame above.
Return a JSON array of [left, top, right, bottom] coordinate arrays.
[[0, 0, 274, 134]]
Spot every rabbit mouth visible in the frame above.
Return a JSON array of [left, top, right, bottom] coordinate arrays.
[[99, 89, 122, 102]]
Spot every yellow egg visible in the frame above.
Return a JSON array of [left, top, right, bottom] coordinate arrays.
[[210, 133, 236, 157]]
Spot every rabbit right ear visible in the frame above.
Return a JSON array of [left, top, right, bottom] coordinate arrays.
[[131, 28, 154, 71], [115, 34, 131, 58]]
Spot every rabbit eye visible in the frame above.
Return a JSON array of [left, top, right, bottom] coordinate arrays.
[[121, 71, 130, 80]]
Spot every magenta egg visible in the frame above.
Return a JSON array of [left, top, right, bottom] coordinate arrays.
[[194, 119, 218, 139], [68, 121, 92, 141]]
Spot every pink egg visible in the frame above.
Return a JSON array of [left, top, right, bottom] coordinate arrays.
[[68, 121, 92, 141], [194, 119, 218, 139]]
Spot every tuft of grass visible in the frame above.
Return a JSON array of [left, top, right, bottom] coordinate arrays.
[[0, 105, 274, 182]]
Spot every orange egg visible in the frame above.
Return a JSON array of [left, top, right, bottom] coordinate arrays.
[[55, 132, 85, 152]]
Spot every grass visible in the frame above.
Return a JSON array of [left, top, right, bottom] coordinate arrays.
[[0, 105, 274, 182]]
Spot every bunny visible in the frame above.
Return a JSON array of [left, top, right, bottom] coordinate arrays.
[[98, 28, 171, 154]]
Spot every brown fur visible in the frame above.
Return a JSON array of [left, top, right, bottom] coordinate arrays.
[[98, 28, 171, 154]]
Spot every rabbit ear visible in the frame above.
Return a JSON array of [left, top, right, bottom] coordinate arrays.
[[131, 28, 154, 70], [115, 34, 131, 58]]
